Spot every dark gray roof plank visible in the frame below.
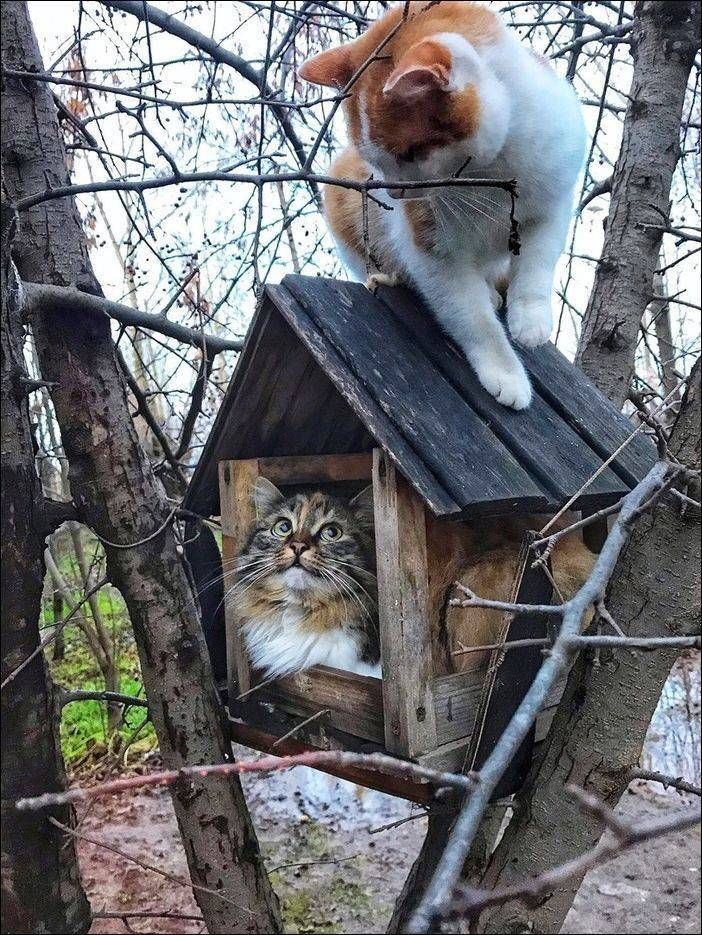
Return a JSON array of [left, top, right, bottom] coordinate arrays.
[[282, 276, 553, 515], [268, 284, 461, 516], [375, 285, 630, 510], [520, 343, 657, 488]]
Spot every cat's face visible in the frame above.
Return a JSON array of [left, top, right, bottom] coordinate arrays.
[[299, 3, 508, 193], [238, 479, 375, 599]]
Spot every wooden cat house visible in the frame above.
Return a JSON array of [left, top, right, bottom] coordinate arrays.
[[183, 275, 656, 801]]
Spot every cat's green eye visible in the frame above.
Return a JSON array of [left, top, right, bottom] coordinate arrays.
[[271, 519, 292, 538], [319, 523, 342, 542]]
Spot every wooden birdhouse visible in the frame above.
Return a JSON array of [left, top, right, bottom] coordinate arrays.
[[184, 275, 656, 801]]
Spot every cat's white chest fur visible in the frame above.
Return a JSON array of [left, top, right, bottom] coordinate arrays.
[[242, 603, 380, 680]]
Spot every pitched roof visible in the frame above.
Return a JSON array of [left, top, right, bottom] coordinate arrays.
[[185, 275, 656, 518]]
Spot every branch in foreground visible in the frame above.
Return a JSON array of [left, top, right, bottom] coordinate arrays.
[[447, 788, 699, 921], [13, 750, 474, 812], [13, 168, 517, 212], [59, 688, 149, 710], [451, 634, 701, 657], [627, 768, 702, 797], [407, 459, 673, 934], [22, 282, 242, 355]]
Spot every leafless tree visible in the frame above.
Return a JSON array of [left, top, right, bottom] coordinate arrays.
[[1, 2, 700, 933]]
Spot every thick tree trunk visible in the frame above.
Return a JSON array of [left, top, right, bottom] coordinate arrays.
[[575, 0, 700, 408], [474, 358, 700, 935], [1, 197, 91, 933], [1, 4, 282, 932]]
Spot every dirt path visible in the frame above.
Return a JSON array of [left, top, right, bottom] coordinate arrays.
[[82, 768, 699, 935]]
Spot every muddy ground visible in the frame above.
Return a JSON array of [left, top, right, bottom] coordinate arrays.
[[81, 656, 700, 934], [81, 767, 699, 935]]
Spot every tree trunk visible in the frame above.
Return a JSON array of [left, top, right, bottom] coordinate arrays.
[[67, 523, 122, 731], [1, 3, 282, 932], [1, 195, 91, 933], [575, 0, 700, 408], [474, 358, 700, 935]]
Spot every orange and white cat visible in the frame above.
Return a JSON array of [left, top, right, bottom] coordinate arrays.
[[299, 1, 586, 410]]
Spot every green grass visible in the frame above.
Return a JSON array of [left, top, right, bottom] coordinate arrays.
[[45, 577, 156, 768]]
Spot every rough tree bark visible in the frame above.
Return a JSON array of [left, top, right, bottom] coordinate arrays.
[[575, 0, 700, 408], [474, 359, 700, 934], [1, 3, 282, 932], [1, 197, 91, 933]]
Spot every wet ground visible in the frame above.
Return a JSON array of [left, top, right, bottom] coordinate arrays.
[[83, 655, 700, 934]]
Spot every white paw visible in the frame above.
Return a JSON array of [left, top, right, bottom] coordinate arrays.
[[365, 271, 400, 293], [507, 297, 552, 348], [474, 359, 533, 410]]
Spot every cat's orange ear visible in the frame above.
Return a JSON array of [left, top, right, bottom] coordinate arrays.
[[298, 46, 353, 88], [383, 39, 451, 98]]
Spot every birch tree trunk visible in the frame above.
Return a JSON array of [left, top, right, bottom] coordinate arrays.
[[1, 3, 282, 932], [575, 0, 700, 408], [1, 196, 91, 934]]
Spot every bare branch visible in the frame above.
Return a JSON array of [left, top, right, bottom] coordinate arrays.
[[22, 282, 242, 355]]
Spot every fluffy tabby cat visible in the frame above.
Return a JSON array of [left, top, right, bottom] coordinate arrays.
[[232, 478, 381, 679], [232, 479, 595, 680], [299, 1, 586, 410]]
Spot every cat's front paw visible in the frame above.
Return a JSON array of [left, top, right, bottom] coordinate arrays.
[[474, 358, 533, 410], [365, 271, 401, 293], [507, 297, 552, 348]]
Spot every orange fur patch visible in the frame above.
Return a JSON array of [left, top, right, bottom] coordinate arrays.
[[340, 1, 499, 154], [324, 147, 403, 274], [405, 199, 437, 252]]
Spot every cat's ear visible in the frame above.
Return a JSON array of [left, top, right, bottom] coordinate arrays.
[[349, 485, 375, 528], [298, 45, 353, 88], [253, 477, 284, 517], [383, 39, 452, 99]]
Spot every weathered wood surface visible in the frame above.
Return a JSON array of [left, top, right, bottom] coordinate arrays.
[[284, 276, 551, 516], [377, 285, 629, 510], [187, 300, 375, 517], [219, 459, 260, 699], [187, 275, 656, 523], [255, 452, 372, 485], [432, 670, 485, 746], [373, 451, 439, 758], [262, 665, 385, 744], [521, 342, 657, 487], [227, 720, 435, 804], [465, 548, 555, 797], [268, 285, 460, 516]]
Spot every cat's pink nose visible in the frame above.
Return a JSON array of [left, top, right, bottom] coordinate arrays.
[[290, 541, 309, 557]]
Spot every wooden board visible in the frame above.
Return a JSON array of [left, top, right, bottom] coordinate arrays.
[[219, 459, 260, 699], [376, 285, 629, 511], [465, 546, 554, 797], [520, 342, 657, 488], [432, 669, 485, 746], [283, 276, 551, 516], [186, 300, 375, 518], [255, 452, 373, 485], [260, 665, 384, 744], [228, 720, 434, 804], [268, 285, 460, 517], [373, 451, 438, 758]]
